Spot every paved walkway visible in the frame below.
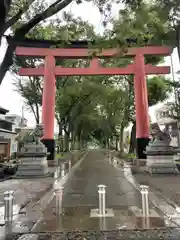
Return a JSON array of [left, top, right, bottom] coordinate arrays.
[[0, 177, 53, 223], [2, 150, 180, 238], [0, 178, 52, 207], [33, 150, 159, 232], [134, 173, 180, 205], [62, 150, 141, 208]]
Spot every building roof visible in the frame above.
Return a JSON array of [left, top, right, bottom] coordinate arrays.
[[0, 128, 17, 135], [5, 114, 28, 121], [0, 107, 9, 115], [0, 119, 14, 125]]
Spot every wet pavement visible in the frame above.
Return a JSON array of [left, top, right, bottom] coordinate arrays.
[[0, 178, 53, 220], [2, 150, 180, 239], [0, 178, 53, 239], [134, 172, 180, 205], [32, 150, 169, 232]]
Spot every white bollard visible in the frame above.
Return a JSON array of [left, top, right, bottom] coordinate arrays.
[[144, 186, 149, 216], [113, 158, 117, 167], [68, 160, 71, 171], [60, 162, 65, 177], [108, 152, 111, 163], [54, 181, 64, 216], [110, 151, 114, 164], [98, 185, 106, 216], [4, 191, 14, 222], [140, 185, 149, 217], [54, 167, 60, 179]]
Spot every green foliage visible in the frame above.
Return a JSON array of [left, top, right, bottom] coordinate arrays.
[[117, 0, 180, 60], [113, 2, 172, 47], [167, 80, 180, 122], [0, 0, 120, 84], [56, 153, 64, 159], [12, 57, 43, 124], [118, 151, 136, 159], [13, 76, 42, 124], [147, 76, 172, 106]]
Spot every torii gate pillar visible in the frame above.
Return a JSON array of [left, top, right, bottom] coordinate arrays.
[[134, 53, 150, 158], [41, 55, 56, 160]]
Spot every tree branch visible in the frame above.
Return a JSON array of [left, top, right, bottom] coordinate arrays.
[[0, 41, 16, 84], [29, 103, 38, 123], [15, 0, 73, 36], [0, 0, 73, 85], [3, 0, 36, 33], [0, 0, 12, 40]]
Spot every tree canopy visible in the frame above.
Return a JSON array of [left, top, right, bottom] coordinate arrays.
[[0, 0, 116, 84], [0, 0, 179, 84]]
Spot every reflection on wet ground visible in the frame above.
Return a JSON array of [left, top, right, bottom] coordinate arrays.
[[32, 204, 167, 232], [2, 150, 180, 237], [122, 162, 180, 228], [31, 150, 178, 232]]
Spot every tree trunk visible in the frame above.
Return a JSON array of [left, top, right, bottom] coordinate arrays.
[[129, 122, 136, 154], [119, 126, 124, 153], [35, 103, 40, 124], [71, 132, 75, 150], [0, 0, 74, 85], [0, 41, 17, 84], [64, 132, 69, 152], [58, 124, 63, 152], [104, 136, 108, 148], [0, 1, 12, 43], [110, 137, 114, 149], [77, 133, 81, 150], [115, 137, 119, 151], [0, 16, 6, 42], [80, 137, 85, 150], [80, 132, 85, 149]]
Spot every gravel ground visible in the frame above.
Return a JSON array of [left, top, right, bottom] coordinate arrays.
[[133, 172, 180, 205], [5, 229, 180, 240]]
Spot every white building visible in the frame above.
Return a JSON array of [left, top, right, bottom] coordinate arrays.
[[154, 103, 179, 147], [5, 114, 27, 131], [155, 104, 176, 126], [0, 107, 17, 161]]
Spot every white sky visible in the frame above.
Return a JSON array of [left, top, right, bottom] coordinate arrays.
[[0, 2, 179, 127]]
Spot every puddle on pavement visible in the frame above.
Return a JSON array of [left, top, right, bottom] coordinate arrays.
[[2, 156, 180, 233], [31, 162, 180, 232], [31, 200, 176, 232]]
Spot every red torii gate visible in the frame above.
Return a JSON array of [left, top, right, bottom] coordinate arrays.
[[16, 46, 171, 160]]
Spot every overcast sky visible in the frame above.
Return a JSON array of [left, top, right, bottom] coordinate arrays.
[[0, 2, 179, 127]]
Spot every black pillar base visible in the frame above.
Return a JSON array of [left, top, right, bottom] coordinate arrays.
[[41, 139, 55, 160], [136, 138, 150, 159]]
